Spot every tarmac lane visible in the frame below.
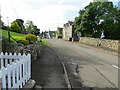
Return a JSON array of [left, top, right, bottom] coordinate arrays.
[[31, 46, 67, 89], [45, 39, 119, 90]]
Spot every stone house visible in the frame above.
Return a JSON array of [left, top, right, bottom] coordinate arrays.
[[48, 31, 56, 39], [63, 21, 78, 41], [118, 1, 120, 10], [56, 27, 63, 39], [42, 31, 56, 39]]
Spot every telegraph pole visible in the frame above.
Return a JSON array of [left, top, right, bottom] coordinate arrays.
[[7, 17, 10, 43], [0, 5, 2, 52], [0, 5, 1, 31]]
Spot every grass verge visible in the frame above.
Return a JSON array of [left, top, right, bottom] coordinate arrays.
[[0, 29, 25, 43], [40, 40, 48, 46]]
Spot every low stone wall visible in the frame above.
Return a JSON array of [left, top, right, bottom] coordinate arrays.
[[5, 42, 42, 61], [79, 37, 119, 51]]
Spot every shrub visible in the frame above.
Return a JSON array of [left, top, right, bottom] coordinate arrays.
[[17, 38, 29, 45], [25, 34, 38, 43], [11, 21, 21, 33]]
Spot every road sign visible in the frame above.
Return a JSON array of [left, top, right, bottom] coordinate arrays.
[[77, 32, 82, 37], [101, 32, 105, 39]]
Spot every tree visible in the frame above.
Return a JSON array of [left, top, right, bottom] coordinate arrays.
[[11, 21, 21, 33], [74, 2, 120, 39], [25, 20, 34, 33], [16, 19, 26, 33], [0, 15, 10, 30], [25, 20, 40, 35], [34, 26, 40, 36]]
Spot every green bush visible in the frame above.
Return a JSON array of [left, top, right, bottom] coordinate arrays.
[[17, 38, 29, 45], [11, 21, 21, 33], [25, 34, 38, 42]]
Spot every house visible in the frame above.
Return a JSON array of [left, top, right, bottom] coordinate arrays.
[[56, 27, 63, 39], [63, 21, 78, 41], [118, 1, 120, 10], [48, 31, 56, 39], [42, 31, 48, 39], [42, 31, 56, 39]]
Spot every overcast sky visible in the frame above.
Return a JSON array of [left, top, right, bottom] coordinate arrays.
[[0, 0, 119, 32]]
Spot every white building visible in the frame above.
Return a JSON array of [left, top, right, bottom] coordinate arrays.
[[118, 1, 120, 9]]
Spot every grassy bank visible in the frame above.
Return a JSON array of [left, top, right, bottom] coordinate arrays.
[[0, 29, 25, 43], [1, 29, 48, 46]]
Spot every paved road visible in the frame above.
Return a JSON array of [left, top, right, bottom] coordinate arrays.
[[32, 46, 67, 89], [44, 39, 118, 90]]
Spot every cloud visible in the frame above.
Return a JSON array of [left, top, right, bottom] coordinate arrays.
[[2, 0, 118, 31]]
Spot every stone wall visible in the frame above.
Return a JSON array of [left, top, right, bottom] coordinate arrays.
[[5, 42, 42, 61], [79, 37, 119, 51]]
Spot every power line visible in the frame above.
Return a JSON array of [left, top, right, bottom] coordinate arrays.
[[8, 0, 19, 19]]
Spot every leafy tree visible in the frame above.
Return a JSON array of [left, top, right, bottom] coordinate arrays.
[[0, 15, 4, 29], [16, 19, 26, 33], [33, 25, 40, 35], [74, 2, 120, 39], [0, 15, 10, 30], [40, 31, 44, 38], [25, 20, 34, 33], [25, 20, 40, 35], [11, 21, 21, 33]]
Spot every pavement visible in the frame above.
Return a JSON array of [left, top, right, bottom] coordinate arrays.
[[25, 39, 119, 90], [45, 39, 119, 90], [31, 46, 67, 89], [0, 39, 119, 90]]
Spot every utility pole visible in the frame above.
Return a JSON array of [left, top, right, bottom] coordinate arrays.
[[0, 5, 1, 30], [7, 17, 9, 26], [0, 5, 2, 52], [7, 17, 10, 43]]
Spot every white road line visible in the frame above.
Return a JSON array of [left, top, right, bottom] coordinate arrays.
[[112, 65, 120, 69], [56, 52, 72, 90]]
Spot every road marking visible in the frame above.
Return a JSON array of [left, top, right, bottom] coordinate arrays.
[[56, 52, 72, 90], [112, 65, 120, 69]]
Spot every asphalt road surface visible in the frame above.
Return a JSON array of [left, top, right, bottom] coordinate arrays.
[[32, 39, 119, 90]]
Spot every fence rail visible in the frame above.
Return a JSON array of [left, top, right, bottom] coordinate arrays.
[[0, 52, 31, 89]]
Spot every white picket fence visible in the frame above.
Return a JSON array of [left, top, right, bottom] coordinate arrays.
[[0, 52, 31, 89]]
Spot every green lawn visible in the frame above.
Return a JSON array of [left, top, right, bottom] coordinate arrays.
[[0, 29, 25, 43], [40, 40, 49, 46], [0, 29, 48, 46]]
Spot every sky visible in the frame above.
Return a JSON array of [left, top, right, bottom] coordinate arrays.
[[0, 0, 119, 32]]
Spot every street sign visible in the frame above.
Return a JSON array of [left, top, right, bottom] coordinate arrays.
[[77, 32, 82, 37], [101, 32, 105, 39]]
